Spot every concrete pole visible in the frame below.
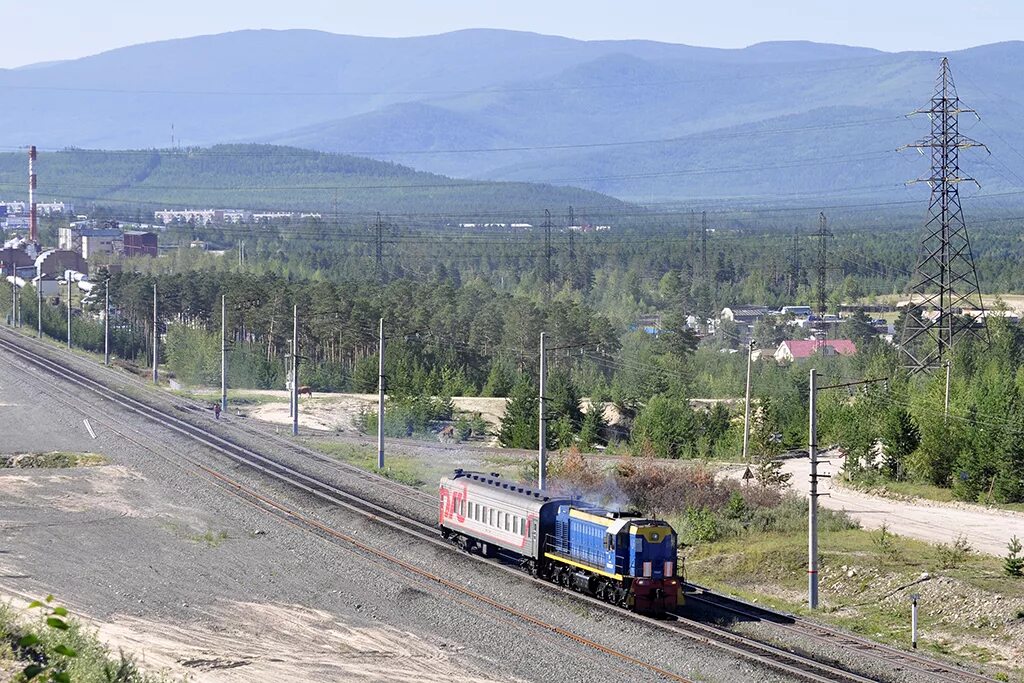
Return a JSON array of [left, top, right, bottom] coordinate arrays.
[[221, 294, 227, 412], [808, 367, 819, 609], [66, 276, 71, 349], [944, 360, 952, 425], [152, 283, 158, 384], [911, 594, 919, 649], [103, 280, 109, 364], [37, 280, 42, 339], [742, 340, 755, 465], [377, 317, 385, 470], [538, 331, 547, 490], [291, 304, 298, 436]]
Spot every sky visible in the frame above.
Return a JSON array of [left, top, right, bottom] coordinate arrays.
[[2, 0, 1020, 69]]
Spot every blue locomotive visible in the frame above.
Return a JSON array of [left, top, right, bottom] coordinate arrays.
[[439, 469, 680, 613]]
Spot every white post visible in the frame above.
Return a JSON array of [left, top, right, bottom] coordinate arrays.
[[911, 594, 919, 649], [944, 360, 951, 424], [103, 280, 109, 364], [66, 276, 71, 349], [221, 294, 228, 412], [377, 317, 385, 470], [742, 340, 755, 464], [538, 331, 547, 489], [291, 304, 298, 436], [808, 367, 818, 609], [152, 283, 158, 383]]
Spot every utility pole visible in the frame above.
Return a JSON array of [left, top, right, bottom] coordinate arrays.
[[543, 210, 552, 304], [742, 340, 756, 465], [807, 373, 886, 609], [944, 360, 952, 424], [152, 283, 158, 384], [538, 331, 547, 489], [808, 367, 819, 609], [291, 304, 298, 436], [900, 58, 988, 372], [38, 279, 43, 339], [221, 294, 228, 413], [66, 275, 71, 349], [377, 317, 385, 470], [103, 280, 109, 364]]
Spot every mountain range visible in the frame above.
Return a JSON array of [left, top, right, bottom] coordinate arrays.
[[3, 29, 1024, 204]]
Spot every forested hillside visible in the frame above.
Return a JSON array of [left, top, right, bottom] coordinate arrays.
[[0, 144, 626, 214]]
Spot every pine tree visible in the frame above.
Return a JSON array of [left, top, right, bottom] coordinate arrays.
[[1005, 535, 1024, 577], [498, 377, 538, 449], [579, 402, 608, 449]]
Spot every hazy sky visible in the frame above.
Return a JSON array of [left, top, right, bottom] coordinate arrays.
[[2, 0, 1020, 68]]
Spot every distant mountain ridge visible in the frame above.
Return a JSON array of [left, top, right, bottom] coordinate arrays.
[[3, 29, 1024, 203]]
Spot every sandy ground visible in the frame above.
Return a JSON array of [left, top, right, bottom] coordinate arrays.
[[726, 454, 1024, 556]]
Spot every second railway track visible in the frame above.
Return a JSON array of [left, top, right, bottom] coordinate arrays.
[[0, 328, 998, 683]]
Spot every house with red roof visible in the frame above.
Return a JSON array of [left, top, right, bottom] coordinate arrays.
[[774, 339, 857, 363]]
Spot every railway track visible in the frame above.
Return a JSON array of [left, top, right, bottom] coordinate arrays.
[[683, 584, 996, 683], [0, 328, 998, 683]]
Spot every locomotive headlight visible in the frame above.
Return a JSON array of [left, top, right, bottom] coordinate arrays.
[[651, 532, 659, 541]]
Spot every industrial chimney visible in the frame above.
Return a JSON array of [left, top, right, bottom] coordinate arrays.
[[28, 145, 37, 244]]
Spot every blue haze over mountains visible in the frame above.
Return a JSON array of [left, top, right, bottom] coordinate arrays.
[[3, 28, 1024, 203]]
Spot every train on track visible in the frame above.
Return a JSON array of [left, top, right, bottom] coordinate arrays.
[[439, 468, 681, 613]]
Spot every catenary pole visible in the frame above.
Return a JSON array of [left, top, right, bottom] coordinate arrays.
[[221, 294, 228, 413], [287, 337, 294, 418], [538, 331, 547, 489], [742, 340, 755, 465], [291, 304, 298, 436], [66, 275, 71, 349], [152, 283, 158, 384], [37, 279, 42, 339], [103, 280, 109, 364], [808, 367, 819, 609], [377, 317, 385, 469]]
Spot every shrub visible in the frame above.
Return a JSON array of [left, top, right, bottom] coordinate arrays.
[[1005, 535, 1024, 577], [937, 534, 973, 569]]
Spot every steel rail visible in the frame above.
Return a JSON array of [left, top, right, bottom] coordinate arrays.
[[0, 328, 969, 682], [683, 584, 996, 683]]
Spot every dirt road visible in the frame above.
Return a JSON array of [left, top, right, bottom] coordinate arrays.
[[772, 454, 1024, 556]]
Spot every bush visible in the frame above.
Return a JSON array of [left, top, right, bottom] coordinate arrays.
[[1005, 535, 1023, 577], [937, 534, 973, 569]]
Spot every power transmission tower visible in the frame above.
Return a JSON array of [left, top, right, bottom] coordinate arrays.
[[790, 224, 801, 298], [900, 57, 988, 373], [543, 209, 552, 303], [701, 210, 708, 276], [815, 212, 831, 316], [566, 206, 577, 289], [375, 212, 385, 284]]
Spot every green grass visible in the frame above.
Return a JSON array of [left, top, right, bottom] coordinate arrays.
[[190, 530, 230, 547], [0, 600, 170, 682], [311, 441, 426, 488], [845, 476, 1024, 513], [686, 526, 1024, 679], [1, 452, 107, 468]]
